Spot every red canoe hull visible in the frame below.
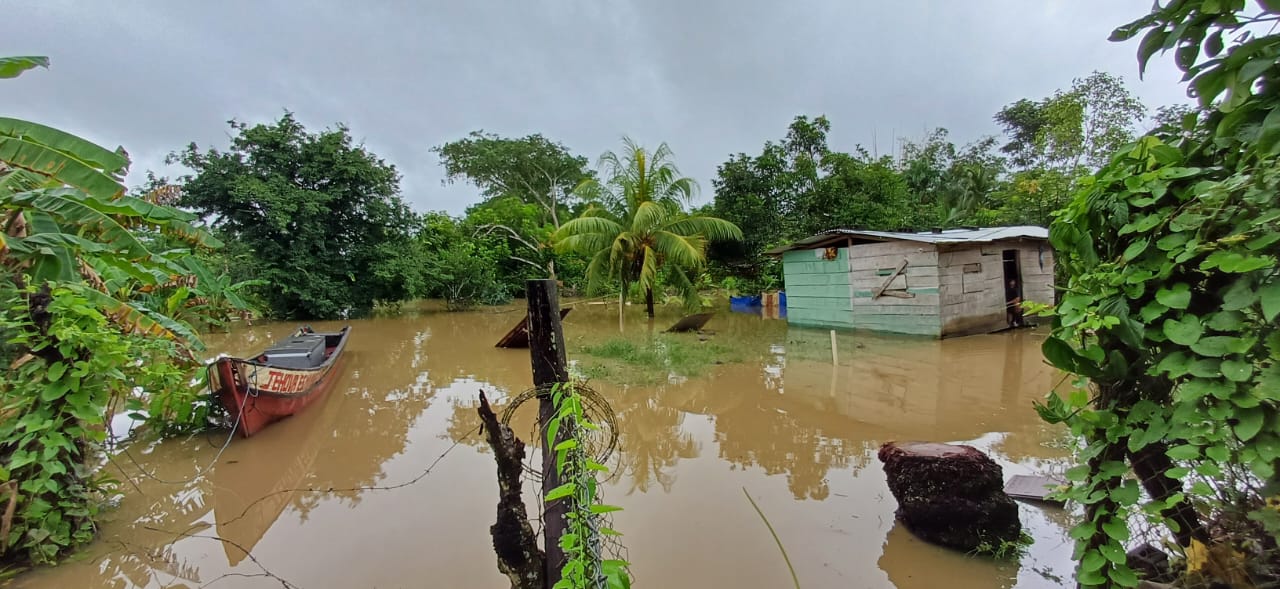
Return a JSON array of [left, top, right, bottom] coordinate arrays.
[[212, 327, 350, 437]]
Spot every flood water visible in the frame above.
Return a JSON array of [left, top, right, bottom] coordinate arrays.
[[18, 302, 1076, 588]]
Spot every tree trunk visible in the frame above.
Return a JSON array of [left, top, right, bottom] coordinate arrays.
[[645, 287, 655, 318]]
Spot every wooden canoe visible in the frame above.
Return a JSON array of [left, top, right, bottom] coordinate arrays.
[[495, 308, 571, 348], [212, 326, 351, 437]]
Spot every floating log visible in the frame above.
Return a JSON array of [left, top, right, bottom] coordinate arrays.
[[665, 312, 715, 333], [494, 308, 571, 348], [1003, 474, 1066, 505]]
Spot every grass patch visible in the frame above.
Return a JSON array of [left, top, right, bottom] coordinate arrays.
[[572, 334, 745, 384], [969, 531, 1034, 561]]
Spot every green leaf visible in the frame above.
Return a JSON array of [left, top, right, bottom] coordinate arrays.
[[1137, 28, 1169, 75], [1043, 337, 1083, 373], [1099, 541, 1127, 564], [545, 483, 575, 501], [1155, 351, 1192, 378], [1163, 315, 1203, 345], [1157, 233, 1190, 251], [1122, 238, 1150, 261], [1140, 301, 1169, 322], [0, 56, 49, 79], [1188, 358, 1221, 377], [1261, 281, 1280, 322], [0, 120, 128, 197], [1155, 283, 1191, 309], [1221, 358, 1254, 382], [1222, 278, 1257, 310], [590, 504, 624, 514], [1206, 30, 1224, 57], [1111, 481, 1140, 506], [1065, 464, 1092, 482], [45, 361, 67, 382], [1235, 407, 1265, 441], [1206, 310, 1244, 331], [1191, 335, 1243, 357], [1167, 444, 1201, 460], [1102, 518, 1131, 542], [554, 439, 578, 451], [1205, 443, 1229, 463], [1081, 549, 1107, 573], [1109, 564, 1140, 588]]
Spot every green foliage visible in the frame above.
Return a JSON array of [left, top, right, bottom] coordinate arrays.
[[970, 531, 1034, 561], [434, 131, 596, 286], [708, 94, 1145, 279], [0, 56, 48, 79], [172, 113, 423, 319], [0, 283, 210, 570], [545, 382, 631, 589], [0, 56, 243, 571], [555, 138, 742, 315], [995, 72, 1146, 172], [1035, 3, 1280, 585], [433, 130, 593, 228]]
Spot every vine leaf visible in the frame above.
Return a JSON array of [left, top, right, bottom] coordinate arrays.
[[1155, 283, 1191, 309], [1235, 407, 1265, 441], [1163, 315, 1203, 345], [1260, 281, 1280, 322]]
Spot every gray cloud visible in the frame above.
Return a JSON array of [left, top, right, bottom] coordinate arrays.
[[3, 0, 1188, 214]]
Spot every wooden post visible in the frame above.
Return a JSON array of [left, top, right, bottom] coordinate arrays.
[[830, 329, 838, 365], [526, 279, 569, 587]]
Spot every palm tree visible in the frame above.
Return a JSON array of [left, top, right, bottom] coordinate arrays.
[[553, 138, 742, 321]]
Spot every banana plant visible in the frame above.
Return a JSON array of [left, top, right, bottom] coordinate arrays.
[[0, 55, 227, 352]]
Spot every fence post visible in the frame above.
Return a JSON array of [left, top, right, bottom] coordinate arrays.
[[526, 279, 569, 587]]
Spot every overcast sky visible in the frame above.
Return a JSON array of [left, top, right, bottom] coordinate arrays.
[[4, 1, 1190, 214]]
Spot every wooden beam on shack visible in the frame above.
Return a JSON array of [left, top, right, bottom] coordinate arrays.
[[872, 259, 910, 300], [495, 308, 571, 348], [666, 312, 715, 333]]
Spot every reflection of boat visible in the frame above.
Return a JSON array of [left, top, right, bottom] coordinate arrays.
[[212, 326, 351, 437], [213, 373, 344, 566]]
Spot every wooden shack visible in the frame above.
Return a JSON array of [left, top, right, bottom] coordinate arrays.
[[766, 226, 1054, 338]]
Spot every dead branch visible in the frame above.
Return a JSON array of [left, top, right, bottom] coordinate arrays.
[[478, 390, 545, 589]]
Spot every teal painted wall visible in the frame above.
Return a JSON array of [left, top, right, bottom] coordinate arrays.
[[782, 243, 943, 337], [782, 248, 854, 329]]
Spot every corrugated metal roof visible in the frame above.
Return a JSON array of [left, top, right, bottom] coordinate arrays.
[[766, 225, 1048, 254]]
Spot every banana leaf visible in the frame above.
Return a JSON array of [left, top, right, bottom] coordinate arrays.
[[0, 56, 49, 79], [0, 118, 127, 198], [62, 282, 204, 352], [9, 188, 153, 259]]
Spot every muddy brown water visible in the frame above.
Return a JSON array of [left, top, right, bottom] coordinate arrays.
[[17, 302, 1076, 588]]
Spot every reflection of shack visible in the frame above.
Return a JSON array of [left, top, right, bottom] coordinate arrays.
[[766, 226, 1054, 337], [779, 329, 1058, 455]]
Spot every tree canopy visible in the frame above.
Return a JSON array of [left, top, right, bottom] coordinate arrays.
[[173, 114, 423, 319], [555, 138, 742, 317]]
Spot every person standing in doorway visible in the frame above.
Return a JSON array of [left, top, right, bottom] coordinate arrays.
[[1006, 279, 1024, 327]]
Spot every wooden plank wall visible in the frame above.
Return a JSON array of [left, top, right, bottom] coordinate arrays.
[[782, 247, 855, 329], [938, 240, 1055, 337], [1017, 241, 1056, 308], [848, 241, 941, 337]]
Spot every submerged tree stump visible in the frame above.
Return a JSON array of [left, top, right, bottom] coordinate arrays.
[[877, 441, 1021, 552], [478, 390, 545, 589]]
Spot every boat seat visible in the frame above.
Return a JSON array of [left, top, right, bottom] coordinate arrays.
[[262, 334, 326, 369]]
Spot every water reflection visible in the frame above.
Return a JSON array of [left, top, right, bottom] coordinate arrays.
[[612, 394, 701, 494], [17, 303, 1073, 589]]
